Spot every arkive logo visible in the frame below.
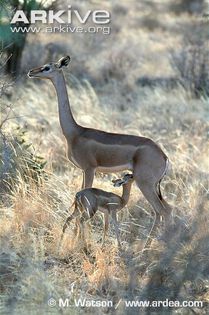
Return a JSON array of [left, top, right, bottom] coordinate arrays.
[[10, 5, 111, 25]]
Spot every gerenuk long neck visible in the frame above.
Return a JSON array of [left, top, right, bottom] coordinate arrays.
[[51, 71, 81, 139], [121, 181, 133, 207]]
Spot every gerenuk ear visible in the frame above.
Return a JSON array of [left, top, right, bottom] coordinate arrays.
[[57, 56, 71, 68]]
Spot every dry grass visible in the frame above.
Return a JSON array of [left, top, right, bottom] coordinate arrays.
[[1, 1, 209, 314]]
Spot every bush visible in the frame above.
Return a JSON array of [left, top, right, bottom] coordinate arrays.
[[170, 0, 205, 14], [140, 14, 164, 31], [96, 48, 137, 85], [0, 71, 46, 193], [170, 40, 209, 97], [0, 128, 47, 194]]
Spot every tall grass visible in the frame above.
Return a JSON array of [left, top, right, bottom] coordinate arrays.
[[0, 73, 208, 314]]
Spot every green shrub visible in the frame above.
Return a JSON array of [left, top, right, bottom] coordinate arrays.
[[0, 128, 47, 193]]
